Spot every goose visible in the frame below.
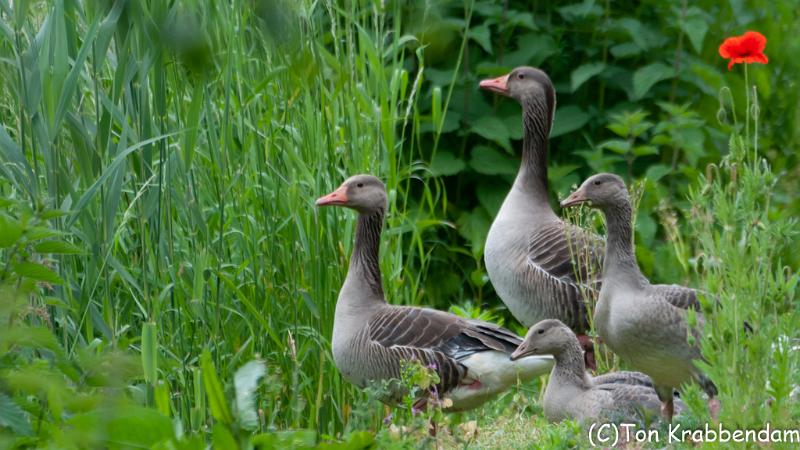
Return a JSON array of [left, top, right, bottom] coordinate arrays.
[[479, 67, 604, 369], [510, 319, 679, 424], [317, 174, 554, 411], [560, 173, 720, 421]]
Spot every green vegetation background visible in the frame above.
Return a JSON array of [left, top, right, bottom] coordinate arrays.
[[0, 0, 797, 448]]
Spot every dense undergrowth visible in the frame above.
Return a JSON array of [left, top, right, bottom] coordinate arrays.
[[0, 0, 797, 448]]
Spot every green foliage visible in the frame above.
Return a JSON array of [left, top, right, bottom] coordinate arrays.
[[405, 0, 800, 303], [686, 88, 799, 429]]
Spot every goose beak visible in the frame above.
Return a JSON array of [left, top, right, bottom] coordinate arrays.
[[479, 74, 510, 96], [316, 185, 349, 206], [510, 344, 535, 361], [560, 189, 588, 208]]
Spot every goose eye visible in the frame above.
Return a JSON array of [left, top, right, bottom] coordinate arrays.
[[517, 73, 525, 80], [593, 180, 602, 186], [357, 183, 364, 188], [537, 329, 544, 335]]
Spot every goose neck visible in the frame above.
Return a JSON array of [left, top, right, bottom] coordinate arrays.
[[345, 208, 386, 303], [517, 96, 552, 204], [552, 339, 591, 390], [601, 200, 644, 284]]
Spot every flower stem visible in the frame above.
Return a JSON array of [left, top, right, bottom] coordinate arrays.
[[744, 64, 750, 160], [752, 85, 759, 163]]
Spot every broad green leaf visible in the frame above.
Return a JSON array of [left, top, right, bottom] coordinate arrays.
[[471, 116, 510, 150], [234, 360, 266, 430], [141, 322, 158, 384], [34, 240, 83, 254], [253, 430, 317, 448], [607, 122, 629, 138], [476, 183, 508, 217], [456, 208, 492, 257], [610, 42, 641, 59], [469, 23, 492, 54], [632, 63, 675, 100], [506, 34, 557, 67], [0, 393, 32, 436], [570, 62, 606, 91], [469, 146, 518, 175], [430, 151, 466, 176], [69, 406, 172, 448], [551, 106, 590, 138], [40, 209, 67, 220], [212, 423, 238, 450], [0, 215, 22, 248], [508, 12, 536, 30], [201, 350, 233, 424], [616, 17, 667, 50], [317, 431, 375, 449], [559, 0, 603, 21], [0, 325, 61, 353], [13, 262, 64, 285], [503, 114, 523, 140], [154, 381, 171, 417], [633, 145, 659, 156], [25, 226, 63, 241], [680, 17, 708, 53], [599, 139, 631, 154], [645, 164, 671, 182]]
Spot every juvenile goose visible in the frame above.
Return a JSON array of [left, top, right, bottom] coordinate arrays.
[[561, 173, 719, 421], [510, 319, 675, 424], [317, 174, 553, 411], [479, 67, 604, 369]]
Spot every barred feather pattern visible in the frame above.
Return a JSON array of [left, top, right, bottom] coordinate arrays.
[[485, 71, 604, 335], [332, 194, 545, 407], [337, 305, 528, 400], [351, 209, 385, 299]]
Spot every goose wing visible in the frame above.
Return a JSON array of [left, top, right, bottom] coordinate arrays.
[[596, 383, 663, 418], [592, 371, 654, 389], [520, 222, 604, 328], [654, 284, 701, 311], [367, 306, 522, 393]]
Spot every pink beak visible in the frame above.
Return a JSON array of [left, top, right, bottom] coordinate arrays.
[[560, 188, 589, 208], [316, 185, 349, 206], [479, 74, 510, 96]]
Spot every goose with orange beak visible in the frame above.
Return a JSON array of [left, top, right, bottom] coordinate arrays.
[[317, 174, 553, 413], [478, 66, 604, 372]]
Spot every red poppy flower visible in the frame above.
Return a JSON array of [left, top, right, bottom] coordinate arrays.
[[719, 31, 768, 70]]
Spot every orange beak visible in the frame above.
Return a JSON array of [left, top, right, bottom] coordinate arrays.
[[315, 185, 349, 206], [560, 188, 589, 208], [479, 74, 510, 96]]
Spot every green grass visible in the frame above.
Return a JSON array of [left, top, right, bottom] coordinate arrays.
[[0, 0, 451, 442], [0, 1, 798, 449]]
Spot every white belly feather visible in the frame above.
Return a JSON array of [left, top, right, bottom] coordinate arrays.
[[447, 351, 553, 411]]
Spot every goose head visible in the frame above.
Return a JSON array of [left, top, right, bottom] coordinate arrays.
[[510, 319, 574, 360], [560, 173, 628, 210], [316, 174, 387, 214], [479, 66, 555, 106]]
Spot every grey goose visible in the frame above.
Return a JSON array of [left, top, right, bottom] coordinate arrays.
[[479, 67, 604, 369], [317, 174, 553, 411], [511, 319, 679, 424], [561, 173, 720, 421]]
